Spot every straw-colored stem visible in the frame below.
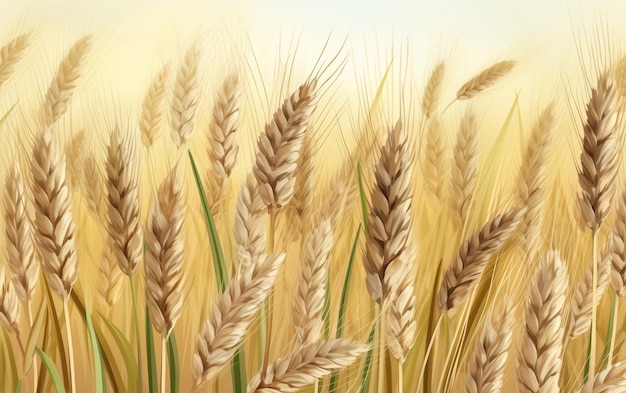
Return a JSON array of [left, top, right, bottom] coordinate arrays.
[[398, 360, 403, 393], [161, 335, 167, 393], [28, 302, 38, 391], [130, 275, 143, 393], [378, 310, 385, 393], [608, 291, 618, 366], [262, 209, 277, 377], [417, 315, 443, 392], [64, 299, 76, 393], [590, 230, 598, 378]]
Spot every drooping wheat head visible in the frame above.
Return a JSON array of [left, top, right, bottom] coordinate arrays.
[[0, 32, 32, 90], [456, 61, 515, 100]]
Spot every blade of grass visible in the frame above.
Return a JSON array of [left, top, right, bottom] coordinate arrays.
[[24, 301, 46, 374], [99, 315, 139, 392], [601, 291, 617, 368], [358, 322, 377, 393], [86, 309, 106, 393], [584, 331, 592, 383], [36, 310, 50, 393], [145, 307, 158, 393], [14, 379, 21, 393], [167, 333, 179, 393], [35, 347, 66, 393], [43, 281, 69, 391]]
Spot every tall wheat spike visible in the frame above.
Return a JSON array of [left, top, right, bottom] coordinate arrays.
[[145, 166, 185, 337], [97, 245, 124, 309], [140, 64, 170, 149], [423, 116, 447, 200], [65, 130, 87, 190], [82, 154, 104, 218], [456, 61, 515, 100], [579, 362, 626, 393], [41, 35, 92, 127], [0, 32, 32, 90], [170, 42, 201, 148], [31, 128, 78, 299], [105, 128, 143, 276], [207, 72, 242, 216], [0, 266, 20, 335], [192, 253, 285, 389], [253, 79, 317, 211], [246, 339, 369, 393], [422, 61, 445, 118], [450, 108, 479, 224], [233, 174, 267, 271], [386, 260, 417, 363], [438, 207, 525, 312], [288, 133, 315, 238], [517, 250, 567, 393], [4, 162, 38, 302]]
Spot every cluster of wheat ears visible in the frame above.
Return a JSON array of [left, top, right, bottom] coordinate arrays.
[[0, 26, 625, 393]]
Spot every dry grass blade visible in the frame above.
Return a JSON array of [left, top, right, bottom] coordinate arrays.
[[246, 339, 369, 393], [140, 64, 170, 149], [422, 61, 445, 118], [579, 73, 620, 233], [207, 72, 242, 216], [105, 127, 143, 276], [42, 35, 92, 127], [0, 32, 32, 90], [386, 262, 417, 363], [145, 166, 185, 336], [31, 128, 78, 299], [517, 250, 567, 393], [450, 108, 479, 224], [0, 266, 20, 335], [292, 220, 333, 350], [253, 79, 317, 210], [192, 253, 285, 389], [97, 245, 124, 309], [170, 42, 201, 148], [438, 207, 525, 312], [456, 61, 515, 100], [233, 174, 267, 271], [610, 187, 626, 297], [579, 362, 626, 393], [4, 162, 38, 302], [464, 302, 515, 393], [569, 237, 612, 338], [364, 120, 415, 305], [423, 116, 447, 200]]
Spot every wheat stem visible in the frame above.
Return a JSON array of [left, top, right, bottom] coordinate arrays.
[[417, 315, 443, 392], [130, 275, 143, 393], [608, 291, 618, 366], [398, 360, 403, 393], [378, 310, 386, 393], [161, 335, 167, 393], [590, 231, 598, 379], [262, 209, 277, 378], [27, 302, 37, 391], [64, 299, 76, 393]]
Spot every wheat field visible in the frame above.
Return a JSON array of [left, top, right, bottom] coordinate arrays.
[[1, 3, 626, 393]]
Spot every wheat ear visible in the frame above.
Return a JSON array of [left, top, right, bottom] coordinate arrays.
[[610, 187, 626, 297], [0, 266, 20, 336], [81, 154, 104, 219], [450, 108, 479, 223], [517, 250, 567, 393], [207, 72, 242, 216], [0, 32, 32, 90], [385, 260, 417, 364], [140, 64, 170, 149], [5, 162, 38, 302], [422, 61, 445, 118], [170, 42, 201, 148], [288, 133, 315, 239], [41, 35, 92, 127], [65, 130, 87, 189], [292, 220, 333, 350], [97, 245, 124, 309], [192, 253, 285, 389], [438, 207, 525, 312], [464, 302, 515, 393], [579, 362, 626, 393], [456, 61, 515, 100], [423, 116, 447, 200], [253, 79, 317, 211], [247, 339, 369, 393], [233, 174, 267, 271]]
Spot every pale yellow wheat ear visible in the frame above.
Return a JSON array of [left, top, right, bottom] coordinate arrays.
[[422, 61, 445, 118], [105, 127, 143, 276], [568, 238, 612, 338], [579, 72, 620, 233], [579, 362, 626, 393], [456, 60, 515, 100], [140, 64, 170, 149], [97, 245, 124, 309], [4, 162, 38, 302], [610, 187, 626, 296], [464, 301, 515, 393], [31, 128, 78, 299], [246, 339, 369, 393], [450, 108, 479, 224], [65, 130, 87, 190], [145, 165, 185, 337], [423, 116, 447, 200], [288, 132, 315, 239], [0, 266, 20, 335], [170, 42, 201, 148], [516, 104, 555, 257], [438, 207, 525, 312], [253, 79, 317, 211], [233, 174, 267, 271], [292, 220, 333, 350], [81, 154, 104, 219], [364, 120, 414, 305], [207, 72, 242, 217], [41, 35, 92, 128], [192, 253, 285, 389], [386, 258, 417, 364], [517, 250, 567, 393], [0, 32, 32, 90]]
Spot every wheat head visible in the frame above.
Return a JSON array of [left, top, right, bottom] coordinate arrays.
[[233, 174, 267, 271], [0, 32, 32, 90], [579, 362, 626, 393], [0, 267, 20, 335], [456, 61, 515, 100], [140, 64, 170, 149], [610, 186, 626, 297], [422, 61, 445, 118], [97, 245, 124, 309], [81, 154, 104, 219], [385, 261, 417, 363], [423, 116, 447, 200], [450, 108, 479, 224], [170, 42, 201, 148]]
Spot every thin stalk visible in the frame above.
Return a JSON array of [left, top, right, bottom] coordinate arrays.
[[589, 230, 598, 379], [64, 299, 76, 393], [161, 335, 167, 393], [28, 302, 38, 391], [378, 306, 385, 393], [261, 209, 277, 377], [608, 291, 618, 366], [398, 361, 403, 393], [416, 315, 443, 392], [130, 275, 143, 392]]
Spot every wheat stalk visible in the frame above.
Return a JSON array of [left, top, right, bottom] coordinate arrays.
[[579, 362, 626, 393], [41, 35, 92, 127], [292, 220, 333, 350], [423, 116, 447, 200], [456, 61, 515, 100], [233, 174, 267, 271], [192, 253, 285, 389], [105, 127, 143, 276], [4, 162, 38, 303], [140, 64, 170, 149], [438, 207, 525, 312], [247, 339, 369, 393], [253, 79, 317, 211], [422, 61, 445, 118], [207, 72, 242, 217], [450, 108, 479, 224], [0, 32, 32, 90], [464, 302, 515, 393], [170, 42, 201, 148], [517, 250, 567, 393]]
